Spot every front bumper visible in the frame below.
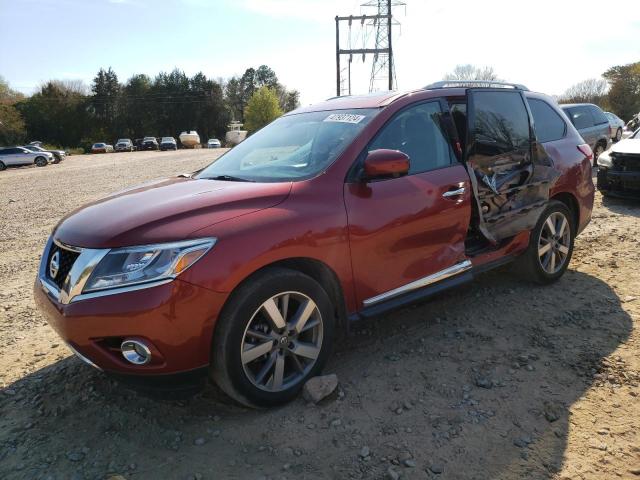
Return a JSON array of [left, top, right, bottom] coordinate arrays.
[[597, 167, 640, 198], [34, 270, 227, 376]]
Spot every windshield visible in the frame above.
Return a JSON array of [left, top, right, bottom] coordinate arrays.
[[143, 137, 155, 141], [94, 143, 105, 147], [117, 139, 129, 143], [196, 109, 377, 182], [162, 137, 174, 142]]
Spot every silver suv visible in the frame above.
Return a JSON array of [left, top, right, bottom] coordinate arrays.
[[560, 103, 611, 165], [0, 146, 53, 171]]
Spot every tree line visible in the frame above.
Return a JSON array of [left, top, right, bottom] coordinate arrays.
[[0, 65, 299, 150]]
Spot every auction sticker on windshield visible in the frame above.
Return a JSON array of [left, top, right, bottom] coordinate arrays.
[[323, 113, 366, 124]]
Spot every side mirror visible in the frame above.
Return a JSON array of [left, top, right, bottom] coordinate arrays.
[[363, 149, 410, 180]]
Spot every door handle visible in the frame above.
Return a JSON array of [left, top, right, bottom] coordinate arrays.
[[442, 187, 465, 198]]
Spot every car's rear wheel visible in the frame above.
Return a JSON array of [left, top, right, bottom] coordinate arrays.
[[615, 128, 622, 142], [514, 200, 574, 284], [0, 161, 6, 171], [210, 268, 335, 407], [593, 143, 605, 167], [34, 156, 47, 167]]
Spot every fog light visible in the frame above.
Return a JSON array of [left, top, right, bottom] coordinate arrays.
[[121, 339, 151, 365]]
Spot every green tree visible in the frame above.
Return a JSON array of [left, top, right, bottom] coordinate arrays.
[[603, 62, 640, 121], [18, 80, 89, 147], [244, 87, 283, 133], [0, 76, 26, 145]]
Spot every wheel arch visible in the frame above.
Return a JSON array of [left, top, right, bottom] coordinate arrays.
[[551, 191, 579, 231], [215, 257, 349, 340]]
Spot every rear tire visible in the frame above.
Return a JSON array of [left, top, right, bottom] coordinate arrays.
[[514, 200, 574, 285], [210, 268, 335, 408], [34, 156, 47, 167], [593, 142, 605, 167]]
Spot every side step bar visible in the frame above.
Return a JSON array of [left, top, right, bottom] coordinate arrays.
[[350, 256, 513, 322], [363, 260, 472, 307]]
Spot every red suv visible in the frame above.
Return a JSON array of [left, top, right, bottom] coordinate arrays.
[[35, 81, 594, 407]]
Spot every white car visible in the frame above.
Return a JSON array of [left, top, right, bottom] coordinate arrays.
[[596, 128, 640, 198], [207, 138, 222, 148], [0, 146, 53, 171]]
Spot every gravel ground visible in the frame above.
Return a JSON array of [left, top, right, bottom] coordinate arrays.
[[0, 151, 639, 480]]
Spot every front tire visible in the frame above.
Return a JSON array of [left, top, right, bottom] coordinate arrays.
[[615, 128, 622, 142], [34, 156, 47, 167], [210, 268, 335, 407], [514, 200, 574, 285]]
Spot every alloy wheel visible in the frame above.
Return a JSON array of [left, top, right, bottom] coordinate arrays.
[[537, 211, 571, 274], [615, 128, 622, 142], [241, 291, 323, 392]]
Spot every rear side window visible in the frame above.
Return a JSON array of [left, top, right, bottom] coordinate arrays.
[[368, 101, 453, 175], [1, 148, 20, 154], [565, 106, 594, 130], [472, 91, 530, 153], [528, 99, 566, 143], [589, 105, 609, 125]]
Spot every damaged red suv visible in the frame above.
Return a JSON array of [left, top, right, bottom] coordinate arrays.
[[35, 81, 594, 407]]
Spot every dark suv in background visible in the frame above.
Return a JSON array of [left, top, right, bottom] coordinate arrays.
[[561, 103, 611, 165]]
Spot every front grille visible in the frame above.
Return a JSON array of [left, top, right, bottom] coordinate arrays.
[[46, 243, 80, 289], [612, 152, 640, 172]]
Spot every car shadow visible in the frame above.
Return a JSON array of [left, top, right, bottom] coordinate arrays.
[[0, 269, 632, 480], [601, 194, 640, 218]]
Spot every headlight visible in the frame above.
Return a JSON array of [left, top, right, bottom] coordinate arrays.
[[83, 238, 215, 292], [597, 151, 612, 168]]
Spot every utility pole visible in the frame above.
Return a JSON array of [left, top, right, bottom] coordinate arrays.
[[334, 1, 405, 97]]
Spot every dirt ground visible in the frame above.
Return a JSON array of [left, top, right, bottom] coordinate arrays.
[[1, 150, 639, 480]]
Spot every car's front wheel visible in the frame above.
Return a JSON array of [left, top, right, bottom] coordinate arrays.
[[515, 200, 574, 284], [210, 268, 335, 407], [615, 128, 622, 142], [34, 156, 48, 167]]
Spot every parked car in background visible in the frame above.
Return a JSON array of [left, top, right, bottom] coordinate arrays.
[[604, 112, 625, 142], [91, 143, 113, 153], [160, 137, 178, 151], [597, 127, 640, 198], [133, 138, 144, 151], [207, 138, 222, 148], [0, 146, 52, 170], [24, 144, 66, 163], [560, 103, 611, 165], [34, 81, 594, 407], [141, 136, 159, 151], [115, 139, 134, 152]]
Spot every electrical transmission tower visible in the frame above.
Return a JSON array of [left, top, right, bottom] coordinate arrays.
[[335, 0, 405, 96]]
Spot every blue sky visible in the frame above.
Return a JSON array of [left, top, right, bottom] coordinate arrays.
[[1, 0, 639, 105]]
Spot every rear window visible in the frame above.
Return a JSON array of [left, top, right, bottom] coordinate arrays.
[[564, 106, 594, 130], [528, 99, 566, 143], [589, 105, 609, 125]]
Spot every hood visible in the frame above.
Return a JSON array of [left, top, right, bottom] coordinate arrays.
[[54, 177, 292, 248], [611, 138, 640, 155]]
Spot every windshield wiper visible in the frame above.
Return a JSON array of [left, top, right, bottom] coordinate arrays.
[[205, 175, 254, 182]]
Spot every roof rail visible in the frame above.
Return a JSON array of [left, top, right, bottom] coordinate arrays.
[[424, 80, 529, 91]]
